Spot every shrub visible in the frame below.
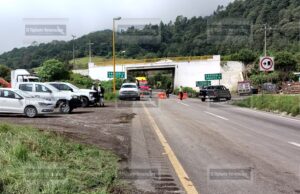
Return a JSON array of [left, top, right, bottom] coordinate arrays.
[[104, 92, 118, 101], [233, 95, 300, 116], [69, 73, 93, 89], [37, 59, 70, 81], [173, 87, 198, 98]]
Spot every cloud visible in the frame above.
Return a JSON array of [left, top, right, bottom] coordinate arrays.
[[0, 0, 233, 54]]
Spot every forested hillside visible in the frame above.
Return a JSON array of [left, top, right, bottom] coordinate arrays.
[[0, 0, 299, 69]]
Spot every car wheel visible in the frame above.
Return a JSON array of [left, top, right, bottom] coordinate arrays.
[[226, 97, 231, 101], [201, 98, 205, 102], [136, 97, 140, 101], [59, 102, 71, 114], [81, 97, 89, 107], [24, 106, 37, 118]]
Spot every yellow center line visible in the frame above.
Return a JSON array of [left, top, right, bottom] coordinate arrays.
[[143, 103, 199, 194]]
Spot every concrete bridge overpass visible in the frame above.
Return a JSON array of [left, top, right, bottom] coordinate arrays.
[[77, 55, 244, 90]]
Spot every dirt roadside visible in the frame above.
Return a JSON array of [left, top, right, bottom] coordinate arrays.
[[0, 103, 133, 161]]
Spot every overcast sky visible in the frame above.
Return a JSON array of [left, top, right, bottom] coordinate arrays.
[[0, 0, 233, 54]]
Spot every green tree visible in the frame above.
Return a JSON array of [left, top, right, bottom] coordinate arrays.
[[229, 49, 257, 65], [275, 52, 297, 72], [274, 52, 297, 81], [37, 59, 70, 81], [0, 64, 11, 81]]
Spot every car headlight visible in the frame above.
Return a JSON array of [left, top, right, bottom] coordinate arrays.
[[89, 92, 94, 97]]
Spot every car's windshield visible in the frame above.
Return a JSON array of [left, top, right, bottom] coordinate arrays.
[[67, 83, 79, 90], [28, 78, 39, 82], [122, 85, 137, 88], [44, 84, 59, 92]]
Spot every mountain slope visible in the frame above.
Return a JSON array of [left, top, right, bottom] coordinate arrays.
[[0, 0, 299, 69]]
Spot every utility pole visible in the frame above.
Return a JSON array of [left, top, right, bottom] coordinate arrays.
[[72, 35, 76, 66], [112, 17, 121, 94], [87, 41, 94, 63], [264, 24, 267, 57]]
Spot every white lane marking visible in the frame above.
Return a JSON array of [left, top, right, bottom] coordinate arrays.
[[204, 111, 229, 121], [177, 101, 190, 107], [288, 142, 300, 148]]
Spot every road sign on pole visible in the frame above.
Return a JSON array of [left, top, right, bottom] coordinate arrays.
[[260, 56, 274, 72], [205, 73, 222, 81], [107, 71, 125, 79], [196, 81, 211, 87]]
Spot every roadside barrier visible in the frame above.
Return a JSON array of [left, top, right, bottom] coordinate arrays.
[[157, 92, 167, 99], [178, 92, 188, 99]]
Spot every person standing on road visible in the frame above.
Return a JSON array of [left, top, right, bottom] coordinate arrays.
[[91, 82, 99, 106], [179, 86, 184, 100], [166, 83, 172, 98], [136, 79, 140, 88], [98, 83, 105, 107]]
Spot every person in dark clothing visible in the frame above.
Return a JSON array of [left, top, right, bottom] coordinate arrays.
[[91, 83, 99, 106], [166, 83, 172, 98], [179, 86, 184, 100], [98, 83, 105, 107]]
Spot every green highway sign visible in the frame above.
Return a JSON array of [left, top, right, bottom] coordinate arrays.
[[196, 81, 211, 87], [205, 73, 222, 81], [107, 71, 125, 79]]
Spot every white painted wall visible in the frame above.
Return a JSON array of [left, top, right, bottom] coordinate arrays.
[[220, 61, 245, 91], [87, 56, 222, 90], [174, 56, 221, 89], [89, 64, 127, 81]]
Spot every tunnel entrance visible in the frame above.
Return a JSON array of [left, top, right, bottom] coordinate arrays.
[[126, 67, 175, 90]]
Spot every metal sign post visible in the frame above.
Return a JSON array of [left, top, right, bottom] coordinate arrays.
[[205, 73, 222, 85], [107, 71, 125, 79], [259, 56, 274, 95], [196, 81, 211, 87]]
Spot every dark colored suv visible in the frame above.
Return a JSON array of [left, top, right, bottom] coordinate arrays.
[[199, 85, 231, 102]]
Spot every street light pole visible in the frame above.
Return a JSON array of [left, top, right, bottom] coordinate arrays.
[[72, 35, 76, 67], [112, 17, 121, 94]]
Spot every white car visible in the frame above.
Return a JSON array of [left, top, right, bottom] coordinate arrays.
[[16, 82, 82, 113], [119, 83, 140, 100], [0, 88, 55, 118], [48, 82, 97, 107]]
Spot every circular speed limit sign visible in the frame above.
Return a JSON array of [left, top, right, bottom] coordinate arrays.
[[260, 57, 274, 71]]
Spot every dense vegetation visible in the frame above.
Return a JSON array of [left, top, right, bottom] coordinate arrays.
[[0, 123, 122, 193], [0, 64, 11, 81], [0, 0, 299, 69], [233, 95, 300, 116], [37, 59, 70, 81]]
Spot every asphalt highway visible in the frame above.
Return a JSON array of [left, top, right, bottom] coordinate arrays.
[[129, 96, 300, 194]]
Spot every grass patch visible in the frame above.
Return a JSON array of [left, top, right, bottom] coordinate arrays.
[[233, 95, 300, 116], [0, 123, 123, 194], [104, 92, 119, 102]]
